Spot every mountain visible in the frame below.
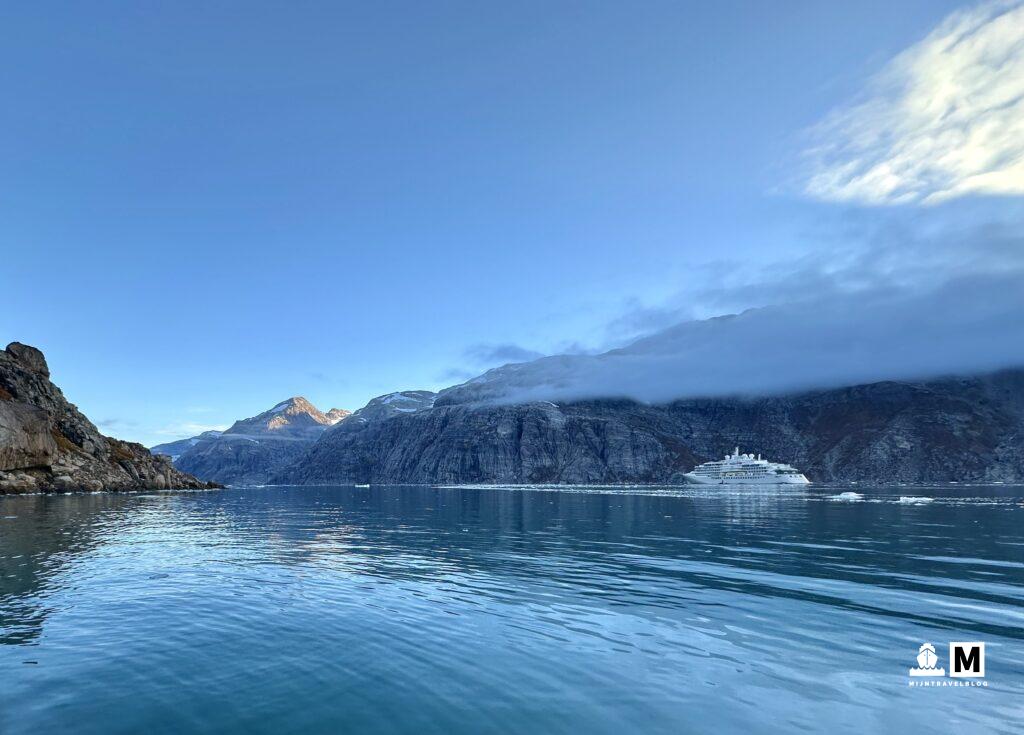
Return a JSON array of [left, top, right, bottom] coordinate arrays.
[[155, 397, 347, 485], [325, 408, 351, 425], [217, 396, 332, 440], [338, 391, 436, 424], [265, 295, 1024, 486], [0, 342, 215, 494], [149, 430, 224, 462], [276, 370, 1024, 485]]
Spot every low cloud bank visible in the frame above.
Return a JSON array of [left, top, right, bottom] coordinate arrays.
[[442, 271, 1024, 406]]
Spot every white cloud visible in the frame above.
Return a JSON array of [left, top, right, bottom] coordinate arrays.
[[803, 0, 1024, 205]]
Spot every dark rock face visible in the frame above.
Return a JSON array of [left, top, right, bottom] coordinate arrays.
[[5, 343, 50, 378], [172, 435, 314, 486], [277, 371, 1024, 485], [0, 342, 216, 494], [155, 397, 347, 485]]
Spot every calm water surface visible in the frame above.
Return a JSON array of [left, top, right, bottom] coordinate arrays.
[[2, 484, 1023, 734]]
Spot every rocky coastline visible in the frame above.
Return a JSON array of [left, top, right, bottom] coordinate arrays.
[[0, 342, 216, 494]]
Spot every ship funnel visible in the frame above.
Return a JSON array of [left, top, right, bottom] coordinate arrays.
[[734, 446, 739, 457]]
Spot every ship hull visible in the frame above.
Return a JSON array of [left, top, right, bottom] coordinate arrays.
[[683, 473, 810, 485]]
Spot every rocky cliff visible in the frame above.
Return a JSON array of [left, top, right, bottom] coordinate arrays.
[[154, 397, 348, 485], [0, 342, 215, 494], [276, 370, 1024, 485]]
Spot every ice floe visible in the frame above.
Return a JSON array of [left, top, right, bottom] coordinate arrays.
[[831, 492, 864, 501]]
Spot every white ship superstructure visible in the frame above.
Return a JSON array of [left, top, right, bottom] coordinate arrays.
[[684, 447, 810, 485]]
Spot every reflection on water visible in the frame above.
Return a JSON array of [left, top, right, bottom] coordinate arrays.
[[0, 494, 139, 645], [2, 484, 1023, 734]]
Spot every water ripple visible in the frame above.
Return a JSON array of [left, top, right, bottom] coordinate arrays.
[[1, 484, 1022, 734]]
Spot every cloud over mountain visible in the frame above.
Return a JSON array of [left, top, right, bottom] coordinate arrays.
[[440, 270, 1024, 406]]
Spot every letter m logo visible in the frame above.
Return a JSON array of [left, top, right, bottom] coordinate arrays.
[[949, 642, 985, 678]]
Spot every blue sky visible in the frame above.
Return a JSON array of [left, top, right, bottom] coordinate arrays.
[[4, 0, 1020, 446]]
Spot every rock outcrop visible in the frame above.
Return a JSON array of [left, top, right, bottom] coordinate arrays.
[[154, 397, 347, 485], [276, 371, 1024, 485], [0, 342, 216, 494]]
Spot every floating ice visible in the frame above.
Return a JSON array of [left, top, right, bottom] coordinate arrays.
[[831, 492, 863, 501]]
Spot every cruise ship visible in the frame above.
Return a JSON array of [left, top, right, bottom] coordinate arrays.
[[684, 447, 810, 485]]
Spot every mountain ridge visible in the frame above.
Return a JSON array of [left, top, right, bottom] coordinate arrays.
[[275, 370, 1024, 485], [153, 396, 351, 485]]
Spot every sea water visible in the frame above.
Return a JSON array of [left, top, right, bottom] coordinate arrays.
[[2, 484, 1022, 734]]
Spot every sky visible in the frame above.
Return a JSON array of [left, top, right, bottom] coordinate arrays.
[[3, 1, 1022, 446]]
